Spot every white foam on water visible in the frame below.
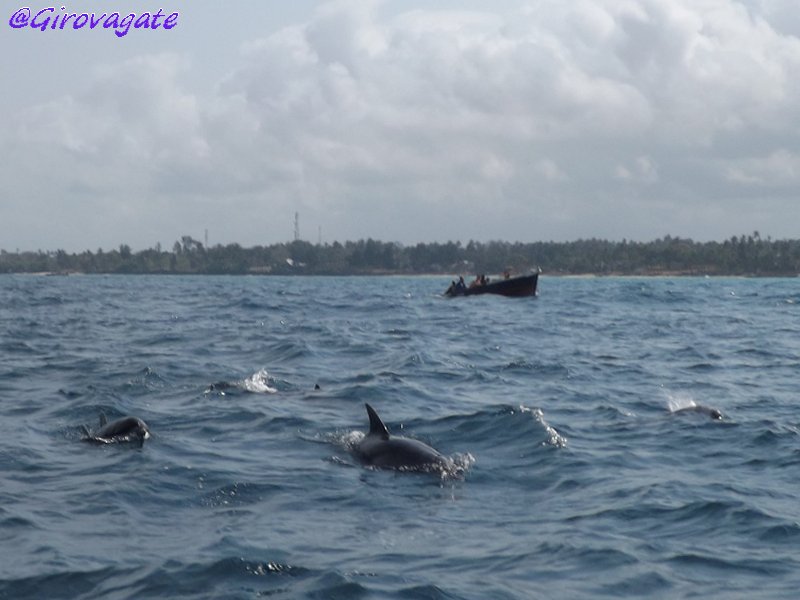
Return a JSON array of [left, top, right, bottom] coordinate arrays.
[[665, 391, 698, 413], [519, 405, 568, 448], [243, 368, 278, 394]]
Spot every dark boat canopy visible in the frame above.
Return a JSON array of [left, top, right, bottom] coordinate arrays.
[[444, 273, 539, 298]]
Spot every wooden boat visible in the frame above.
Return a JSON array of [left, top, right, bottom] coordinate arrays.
[[444, 273, 539, 297]]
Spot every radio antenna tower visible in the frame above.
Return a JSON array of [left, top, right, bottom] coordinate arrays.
[[294, 212, 299, 242]]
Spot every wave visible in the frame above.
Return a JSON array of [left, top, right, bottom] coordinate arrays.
[[516, 405, 568, 449], [132, 556, 470, 600], [598, 572, 673, 597], [125, 366, 167, 390], [0, 557, 321, 600], [568, 495, 798, 554], [666, 552, 791, 577], [0, 566, 139, 600], [199, 481, 284, 509], [448, 404, 568, 451], [501, 359, 570, 377], [205, 368, 277, 395]]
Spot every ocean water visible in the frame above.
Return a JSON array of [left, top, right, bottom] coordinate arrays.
[[1, 274, 799, 599]]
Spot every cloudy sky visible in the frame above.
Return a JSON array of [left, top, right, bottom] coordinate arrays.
[[2, 0, 799, 252]]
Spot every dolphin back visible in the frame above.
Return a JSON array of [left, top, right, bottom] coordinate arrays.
[[96, 416, 146, 439], [365, 403, 390, 440], [364, 437, 446, 470], [674, 404, 723, 420], [357, 404, 448, 471], [83, 416, 150, 444]]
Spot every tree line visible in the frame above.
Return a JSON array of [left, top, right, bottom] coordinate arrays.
[[1, 232, 799, 276]]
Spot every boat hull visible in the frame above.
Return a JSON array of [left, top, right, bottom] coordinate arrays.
[[445, 273, 539, 297]]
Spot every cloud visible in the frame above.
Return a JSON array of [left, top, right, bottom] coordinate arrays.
[[615, 156, 659, 184], [725, 149, 800, 186], [535, 159, 567, 183], [3, 0, 800, 250]]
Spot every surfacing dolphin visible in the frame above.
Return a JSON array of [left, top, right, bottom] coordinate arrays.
[[354, 403, 449, 471], [82, 415, 151, 445], [673, 404, 723, 420]]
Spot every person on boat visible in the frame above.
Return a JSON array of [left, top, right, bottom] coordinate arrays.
[[446, 276, 468, 295], [503, 270, 511, 280], [469, 275, 481, 288]]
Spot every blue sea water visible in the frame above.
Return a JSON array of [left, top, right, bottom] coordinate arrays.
[[1, 274, 799, 599]]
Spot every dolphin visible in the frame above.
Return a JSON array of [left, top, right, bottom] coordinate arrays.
[[82, 415, 151, 445], [354, 403, 448, 471], [207, 381, 237, 392], [673, 404, 723, 420]]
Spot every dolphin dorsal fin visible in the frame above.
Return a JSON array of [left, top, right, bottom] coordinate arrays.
[[365, 403, 390, 440]]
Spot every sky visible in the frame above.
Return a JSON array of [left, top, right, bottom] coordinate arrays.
[[2, 0, 800, 252]]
